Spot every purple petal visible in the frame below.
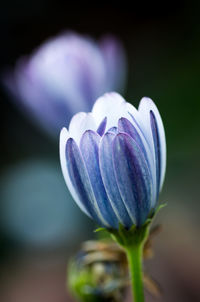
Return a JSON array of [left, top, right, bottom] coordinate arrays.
[[118, 117, 149, 163], [80, 130, 119, 229], [66, 137, 107, 227], [99, 132, 133, 228], [150, 110, 161, 197], [113, 133, 153, 226], [97, 117, 107, 136], [118, 117, 157, 208]]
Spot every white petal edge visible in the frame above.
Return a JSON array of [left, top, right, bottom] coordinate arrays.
[[59, 127, 91, 217], [139, 97, 166, 191]]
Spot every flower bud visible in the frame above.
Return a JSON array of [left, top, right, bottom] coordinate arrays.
[[60, 92, 166, 229]]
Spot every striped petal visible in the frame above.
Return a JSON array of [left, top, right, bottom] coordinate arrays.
[[120, 101, 154, 160], [99, 132, 133, 228], [118, 117, 149, 163], [59, 127, 90, 217], [66, 136, 108, 227], [80, 130, 119, 229], [139, 97, 166, 192], [113, 133, 153, 226], [118, 117, 157, 207]]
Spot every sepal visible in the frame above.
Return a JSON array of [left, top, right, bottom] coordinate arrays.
[[109, 221, 151, 248], [95, 203, 166, 249]]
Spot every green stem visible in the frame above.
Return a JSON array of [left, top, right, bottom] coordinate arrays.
[[125, 242, 145, 302], [107, 221, 151, 301]]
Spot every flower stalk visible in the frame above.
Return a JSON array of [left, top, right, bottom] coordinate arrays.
[[126, 238, 145, 302], [106, 220, 151, 302]]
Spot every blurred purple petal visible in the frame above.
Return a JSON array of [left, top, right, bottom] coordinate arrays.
[[100, 35, 127, 93], [3, 32, 127, 137]]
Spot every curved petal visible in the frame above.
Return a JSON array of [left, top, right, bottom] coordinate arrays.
[[139, 97, 166, 192], [118, 117, 157, 206], [120, 101, 154, 154], [150, 110, 161, 198], [59, 127, 91, 217], [99, 132, 133, 228], [123, 102, 147, 140], [113, 133, 153, 226], [66, 136, 109, 227], [118, 117, 150, 165], [69, 112, 97, 145], [80, 130, 119, 229], [92, 92, 126, 129], [122, 101, 157, 207]]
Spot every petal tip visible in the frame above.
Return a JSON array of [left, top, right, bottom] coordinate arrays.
[[139, 96, 157, 111]]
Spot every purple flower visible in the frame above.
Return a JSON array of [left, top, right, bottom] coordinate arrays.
[[60, 92, 166, 229], [4, 32, 127, 136]]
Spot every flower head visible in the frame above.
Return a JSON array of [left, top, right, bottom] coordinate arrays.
[[4, 32, 126, 136], [60, 92, 166, 229]]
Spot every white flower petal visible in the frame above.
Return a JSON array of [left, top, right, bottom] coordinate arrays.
[[68, 112, 97, 145], [139, 97, 166, 191], [92, 92, 126, 129], [59, 127, 91, 217]]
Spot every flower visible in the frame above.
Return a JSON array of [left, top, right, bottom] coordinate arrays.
[[60, 92, 166, 229], [3, 32, 127, 136]]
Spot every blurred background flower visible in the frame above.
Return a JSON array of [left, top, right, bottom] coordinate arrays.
[[3, 32, 127, 137]]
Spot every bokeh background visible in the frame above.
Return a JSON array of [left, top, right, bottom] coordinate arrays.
[[0, 1, 200, 301]]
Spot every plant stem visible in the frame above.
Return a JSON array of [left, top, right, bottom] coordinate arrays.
[[126, 242, 145, 302], [108, 221, 151, 301]]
